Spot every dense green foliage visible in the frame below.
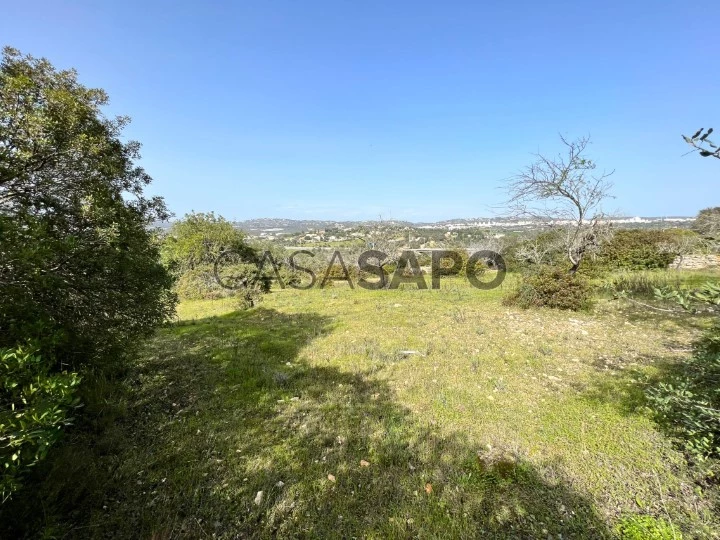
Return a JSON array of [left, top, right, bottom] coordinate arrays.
[[646, 330, 720, 461], [0, 48, 174, 499], [615, 515, 680, 539], [0, 346, 80, 502], [162, 212, 272, 305], [646, 284, 720, 463], [694, 207, 720, 240], [504, 266, 593, 311], [593, 229, 682, 271], [161, 212, 253, 272], [0, 47, 175, 366]]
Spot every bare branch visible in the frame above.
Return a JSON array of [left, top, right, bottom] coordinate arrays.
[[505, 135, 615, 273]]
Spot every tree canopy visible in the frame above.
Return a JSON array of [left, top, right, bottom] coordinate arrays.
[[161, 211, 253, 272], [1, 47, 175, 498], [0, 47, 175, 366]]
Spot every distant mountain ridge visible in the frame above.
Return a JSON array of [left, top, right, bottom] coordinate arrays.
[[229, 216, 695, 234], [154, 216, 694, 234]]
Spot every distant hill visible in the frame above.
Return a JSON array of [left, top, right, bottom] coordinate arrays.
[[230, 218, 413, 234], [153, 216, 694, 235], [232, 216, 693, 234]]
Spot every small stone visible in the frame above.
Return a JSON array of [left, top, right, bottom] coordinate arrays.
[[254, 491, 264, 505]]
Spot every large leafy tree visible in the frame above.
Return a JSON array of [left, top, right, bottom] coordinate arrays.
[[0, 46, 175, 368]]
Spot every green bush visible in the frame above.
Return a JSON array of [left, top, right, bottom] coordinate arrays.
[[161, 212, 254, 272], [693, 207, 720, 240], [320, 263, 360, 288], [1, 345, 80, 502], [162, 213, 289, 304], [646, 323, 720, 462], [593, 229, 683, 271], [504, 266, 593, 311], [175, 265, 230, 300], [615, 515, 680, 539], [644, 280, 720, 464]]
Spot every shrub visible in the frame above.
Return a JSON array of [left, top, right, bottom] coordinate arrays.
[[504, 266, 593, 311], [693, 207, 720, 240], [643, 280, 720, 463], [615, 515, 680, 539], [1, 345, 80, 502], [593, 229, 683, 271], [161, 212, 254, 272], [319, 262, 360, 288], [646, 323, 720, 462], [162, 213, 286, 304], [175, 266, 231, 300]]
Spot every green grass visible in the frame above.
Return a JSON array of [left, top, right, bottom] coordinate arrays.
[[599, 268, 720, 298], [2, 276, 718, 538]]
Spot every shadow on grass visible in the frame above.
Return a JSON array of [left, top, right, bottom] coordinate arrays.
[[1, 308, 612, 538], [579, 337, 720, 524]]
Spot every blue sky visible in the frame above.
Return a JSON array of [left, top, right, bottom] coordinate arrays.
[[2, 1, 718, 221]]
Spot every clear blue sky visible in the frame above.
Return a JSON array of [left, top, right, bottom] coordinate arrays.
[[2, 1, 718, 221]]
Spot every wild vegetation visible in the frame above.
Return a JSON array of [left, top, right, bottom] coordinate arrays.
[[0, 47, 175, 502], [3, 273, 719, 538], [2, 48, 720, 539]]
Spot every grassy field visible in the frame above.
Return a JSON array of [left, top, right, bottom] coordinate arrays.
[[5, 273, 720, 538]]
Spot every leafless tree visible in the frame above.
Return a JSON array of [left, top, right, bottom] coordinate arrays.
[[360, 219, 406, 287], [513, 230, 565, 266], [657, 233, 706, 270], [506, 135, 615, 273], [467, 230, 509, 256]]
